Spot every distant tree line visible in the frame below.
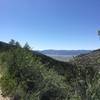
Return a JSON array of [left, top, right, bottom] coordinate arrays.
[[9, 39, 31, 50]]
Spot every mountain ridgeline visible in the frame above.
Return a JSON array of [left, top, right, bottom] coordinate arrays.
[[0, 41, 100, 100], [40, 50, 91, 56], [40, 50, 91, 62]]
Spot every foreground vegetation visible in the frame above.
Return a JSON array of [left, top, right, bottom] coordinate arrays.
[[0, 40, 100, 100]]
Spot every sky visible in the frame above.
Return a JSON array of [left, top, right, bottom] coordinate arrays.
[[0, 0, 100, 50]]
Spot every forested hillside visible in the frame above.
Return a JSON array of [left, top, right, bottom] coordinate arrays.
[[0, 41, 100, 100]]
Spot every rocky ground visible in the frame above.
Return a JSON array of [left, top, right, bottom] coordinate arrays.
[[0, 90, 9, 100]]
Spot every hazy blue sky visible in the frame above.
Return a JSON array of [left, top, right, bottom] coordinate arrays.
[[0, 0, 100, 50]]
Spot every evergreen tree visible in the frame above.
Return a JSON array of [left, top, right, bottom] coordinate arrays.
[[23, 42, 31, 50], [9, 39, 15, 45], [15, 41, 21, 48]]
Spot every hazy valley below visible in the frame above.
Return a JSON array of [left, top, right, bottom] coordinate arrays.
[[40, 50, 91, 62]]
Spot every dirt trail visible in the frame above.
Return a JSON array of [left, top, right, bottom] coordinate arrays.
[[0, 90, 9, 100]]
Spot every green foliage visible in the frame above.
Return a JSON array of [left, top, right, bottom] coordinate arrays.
[[0, 40, 100, 100], [15, 41, 21, 48], [0, 45, 71, 100], [0, 48, 42, 98], [0, 74, 17, 97], [73, 56, 100, 100]]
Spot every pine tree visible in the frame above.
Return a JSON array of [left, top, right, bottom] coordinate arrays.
[[23, 42, 31, 50], [9, 39, 15, 45]]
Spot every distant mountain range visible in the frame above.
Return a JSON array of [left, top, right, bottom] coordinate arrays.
[[40, 50, 91, 56]]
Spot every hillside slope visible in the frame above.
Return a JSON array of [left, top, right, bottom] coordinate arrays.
[[75, 49, 100, 69], [70, 49, 100, 100], [0, 41, 75, 80], [0, 41, 100, 100], [0, 41, 76, 100]]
